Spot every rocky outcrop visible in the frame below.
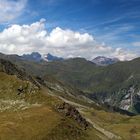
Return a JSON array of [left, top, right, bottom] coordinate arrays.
[[57, 102, 90, 130], [0, 59, 40, 88]]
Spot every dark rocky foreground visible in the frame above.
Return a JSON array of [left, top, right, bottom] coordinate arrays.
[[57, 102, 90, 130]]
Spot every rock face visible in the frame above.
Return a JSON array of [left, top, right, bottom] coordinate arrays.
[[57, 102, 90, 130], [92, 56, 119, 66], [89, 86, 140, 115], [119, 87, 140, 113]]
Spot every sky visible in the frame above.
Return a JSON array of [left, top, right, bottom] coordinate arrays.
[[0, 0, 140, 60]]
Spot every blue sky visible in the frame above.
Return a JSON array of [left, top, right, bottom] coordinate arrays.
[[25, 0, 140, 44], [0, 0, 140, 60]]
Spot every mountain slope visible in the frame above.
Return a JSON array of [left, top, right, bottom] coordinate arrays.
[[0, 59, 96, 140], [0, 54, 140, 139], [43, 58, 140, 114], [0, 53, 140, 114], [0, 58, 40, 87], [26, 57, 140, 114]]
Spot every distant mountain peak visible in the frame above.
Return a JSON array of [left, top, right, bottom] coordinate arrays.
[[21, 52, 42, 62], [43, 53, 64, 62], [92, 56, 119, 66], [21, 52, 64, 62]]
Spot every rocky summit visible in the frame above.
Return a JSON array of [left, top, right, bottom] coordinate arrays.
[[92, 56, 119, 66]]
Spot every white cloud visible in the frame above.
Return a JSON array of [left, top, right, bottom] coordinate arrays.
[[132, 42, 140, 47], [0, 19, 137, 61], [0, 0, 27, 23], [112, 48, 137, 61]]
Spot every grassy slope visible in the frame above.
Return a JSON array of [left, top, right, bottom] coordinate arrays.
[[0, 106, 60, 140], [0, 55, 140, 139], [1, 54, 140, 94], [1, 55, 140, 107], [0, 72, 103, 140], [0, 68, 139, 140], [81, 108, 140, 140], [44, 78, 140, 140]]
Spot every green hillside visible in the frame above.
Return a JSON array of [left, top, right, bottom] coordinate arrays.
[[0, 53, 140, 113], [0, 58, 105, 140], [0, 55, 140, 139]]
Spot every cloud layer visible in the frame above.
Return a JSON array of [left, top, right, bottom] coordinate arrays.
[[0, 19, 137, 60], [0, 0, 27, 23]]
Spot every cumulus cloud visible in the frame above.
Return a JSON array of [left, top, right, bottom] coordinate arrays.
[[0, 19, 137, 60], [0, 0, 27, 23]]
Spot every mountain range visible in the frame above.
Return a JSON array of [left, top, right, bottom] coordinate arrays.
[[21, 52, 119, 66], [0, 52, 139, 114], [0, 52, 140, 140], [21, 52, 64, 62]]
